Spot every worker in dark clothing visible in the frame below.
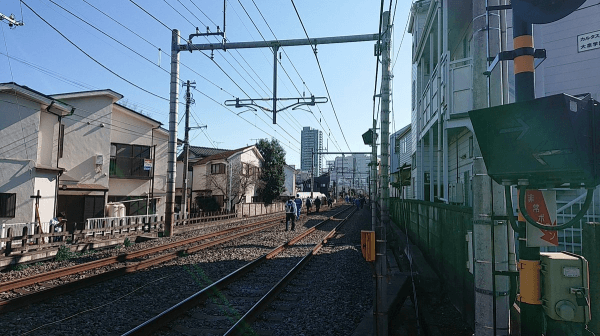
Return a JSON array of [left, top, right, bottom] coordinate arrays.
[[314, 197, 321, 213], [294, 194, 303, 220], [285, 197, 297, 231], [306, 197, 312, 214]]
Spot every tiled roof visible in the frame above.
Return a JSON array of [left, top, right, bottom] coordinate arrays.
[[193, 146, 254, 166], [177, 146, 231, 161]]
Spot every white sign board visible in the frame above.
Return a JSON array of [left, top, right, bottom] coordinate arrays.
[[523, 190, 558, 247], [143, 159, 153, 171], [578, 30, 600, 53]]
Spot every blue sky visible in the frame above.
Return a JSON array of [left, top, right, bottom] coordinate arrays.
[[1, 0, 413, 168]]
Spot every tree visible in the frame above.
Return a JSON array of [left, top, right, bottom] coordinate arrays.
[[256, 138, 286, 205], [206, 160, 263, 211]]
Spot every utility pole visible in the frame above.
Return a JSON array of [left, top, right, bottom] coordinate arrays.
[[167, 23, 379, 236], [181, 80, 196, 217], [165, 29, 180, 237], [512, 10, 543, 336], [311, 152, 315, 195], [375, 11, 391, 336], [472, 0, 510, 334]]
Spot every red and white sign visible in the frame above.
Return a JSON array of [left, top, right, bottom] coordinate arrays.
[[521, 190, 558, 247]]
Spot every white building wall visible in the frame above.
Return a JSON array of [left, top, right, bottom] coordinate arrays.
[[0, 159, 34, 224], [34, 172, 58, 222], [283, 165, 295, 197], [533, 1, 600, 100], [0, 93, 40, 161], [38, 111, 58, 167], [59, 96, 113, 188]]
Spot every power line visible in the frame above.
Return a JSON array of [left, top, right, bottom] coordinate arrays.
[[81, 0, 235, 99], [248, 0, 340, 146], [162, 0, 196, 29], [192, 87, 300, 154], [48, 0, 170, 76], [125, 0, 302, 149], [234, 0, 341, 151], [177, 4, 302, 146], [290, 0, 351, 151], [188, 0, 218, 27], [0, 51, 166, 117], [21, 0, 170, 102], [128, 0, 172, 31]]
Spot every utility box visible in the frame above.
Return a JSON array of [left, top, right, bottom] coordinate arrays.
[[540, 252, 590, 323], [361, 230, 375, 262], [469, 94, 600, 188]]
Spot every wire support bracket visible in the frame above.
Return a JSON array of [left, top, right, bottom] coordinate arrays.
[[224, 95, 327, 115]]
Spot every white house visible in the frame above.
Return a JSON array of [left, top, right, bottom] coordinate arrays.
[[191, 146, 263, 211], [176, 146, 230, 212], [282, 164, 296, 197], [0, 83, 73, 234], [390, 124, 412, 198], [49, 89, 170, 228]]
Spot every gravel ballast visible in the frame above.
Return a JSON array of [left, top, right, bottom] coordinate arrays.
[[0, 206, 373, 336]]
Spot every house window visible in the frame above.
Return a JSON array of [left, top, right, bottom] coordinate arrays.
[[395, 137, 400, 153], [468, 136, 474, 158], [211, 163, 226, 174], [58, 124, 65, 159], [242, 163, 255, 176], [110, 143, 151, 178], [0, 193, 16, 217]]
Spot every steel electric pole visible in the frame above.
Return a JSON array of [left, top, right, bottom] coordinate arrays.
[[375, 11, 391, 336], [181, 80, 196, 217]]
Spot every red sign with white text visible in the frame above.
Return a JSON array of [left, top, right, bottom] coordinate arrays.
[[523, 190, 558, 247]]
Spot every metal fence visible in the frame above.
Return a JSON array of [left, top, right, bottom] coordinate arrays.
[[390, 198, 475, 328]]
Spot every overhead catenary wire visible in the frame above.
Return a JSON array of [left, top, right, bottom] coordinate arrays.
[[247, 0, 343, 151], [192, 87, 300, 155], [290, 0, 351, 152], [48, 0, 170, 76], [81, 0, 235, 99], [0, 51, 165, 118], [114, 0, 303, 149], [235, 0, 342, 151], [21, 0, 170, 102], [1, 23, 36, 198], [226, 1, 307, 133], [172, 2, 303, 147]]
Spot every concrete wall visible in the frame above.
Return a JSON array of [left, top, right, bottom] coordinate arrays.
[[0, 92, 40, 161], [34, 172, 58, 222], [533, 0, 600, 100], [59, 96, 113, 188], [0, 159, 34, 224], [38, 110, 59, 167], [191, 147, 263, 206], [109, 106, 168, 215], [283, 165, 295, 197]]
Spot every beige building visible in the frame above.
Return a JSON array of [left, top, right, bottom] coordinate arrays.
[[191, 146, 263, 211]]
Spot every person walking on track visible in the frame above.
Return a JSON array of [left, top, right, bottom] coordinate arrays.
[[285, 197, 297, 231], [294, 194, 303, 220], [314, 196, 321, 213], [306, 197, 312, 214]]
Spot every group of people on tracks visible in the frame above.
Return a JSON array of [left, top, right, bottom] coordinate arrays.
[[284, 194, 334, 231]]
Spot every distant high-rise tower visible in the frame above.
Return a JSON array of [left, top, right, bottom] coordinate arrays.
[[301, 126, 322, 175]]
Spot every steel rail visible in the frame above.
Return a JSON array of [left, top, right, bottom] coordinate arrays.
[[0, 216, 282, 294], [122, 206, 354, 336], [224, 208, 356, 336], [0, 218, 283, 313]]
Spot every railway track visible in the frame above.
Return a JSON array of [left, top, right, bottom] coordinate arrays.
[[0, 215, 284, 313], [123, 206, 356, 336]]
